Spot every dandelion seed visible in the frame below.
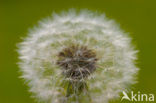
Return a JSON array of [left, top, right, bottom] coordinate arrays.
[[17, 9, 139, 103]]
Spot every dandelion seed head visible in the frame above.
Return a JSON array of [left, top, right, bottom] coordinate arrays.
[[18, 9, 139, 103]]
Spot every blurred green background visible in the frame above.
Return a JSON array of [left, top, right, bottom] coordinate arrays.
[[0, 0, 156, 103]]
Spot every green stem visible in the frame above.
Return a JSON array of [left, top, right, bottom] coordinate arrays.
[[65, 81, 91, 103]]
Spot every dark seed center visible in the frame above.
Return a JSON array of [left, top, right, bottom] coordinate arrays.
[[57, 44, 97, 80]]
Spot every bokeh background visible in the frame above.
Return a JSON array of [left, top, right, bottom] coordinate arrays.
[[0, 0, 156, 103]]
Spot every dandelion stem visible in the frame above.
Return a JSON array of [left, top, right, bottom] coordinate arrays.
[[65, 81, 91, 103]]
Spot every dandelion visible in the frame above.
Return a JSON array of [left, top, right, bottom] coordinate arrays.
[[17, 9, 139, 103]]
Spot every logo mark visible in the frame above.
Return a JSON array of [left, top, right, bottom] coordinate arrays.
[[121, 91, 131, 101], [121, 91, 154, 102]]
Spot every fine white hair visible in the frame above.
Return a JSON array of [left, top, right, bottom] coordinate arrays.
[[17, 9, 139, 103]]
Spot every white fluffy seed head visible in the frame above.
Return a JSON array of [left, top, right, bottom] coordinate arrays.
[[17, 9, 139, 103]]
